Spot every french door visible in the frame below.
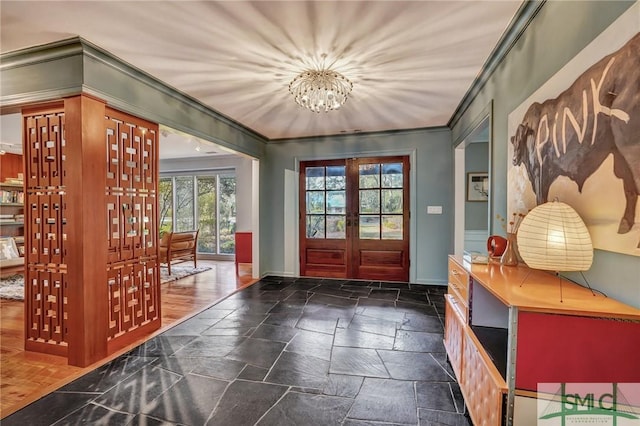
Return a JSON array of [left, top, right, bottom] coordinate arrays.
[[299, 156, 410, 281]]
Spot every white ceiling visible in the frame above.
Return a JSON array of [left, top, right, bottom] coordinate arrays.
[[0, 0, 522, 143]]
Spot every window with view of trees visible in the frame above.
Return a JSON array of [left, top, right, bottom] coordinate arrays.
[[159, 173, 236, 255]]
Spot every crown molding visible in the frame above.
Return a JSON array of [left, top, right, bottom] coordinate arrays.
[[0, 37, 268, 147], [448, 0, 545, 129]]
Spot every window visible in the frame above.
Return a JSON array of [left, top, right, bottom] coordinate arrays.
[[159, 172, 236, 255]]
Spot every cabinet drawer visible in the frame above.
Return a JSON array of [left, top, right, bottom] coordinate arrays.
[[461, 329, 507, 426], [447, 282, 468, 322], [448, 258, 469, 302], [444, 295, 464, 380]]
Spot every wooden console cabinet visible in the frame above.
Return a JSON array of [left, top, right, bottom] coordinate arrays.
[[444, 255, 640, 426]]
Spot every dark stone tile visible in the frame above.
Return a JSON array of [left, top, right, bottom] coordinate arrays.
[[329, 347, 389, 378], [201, 326, 254, 336], [290, 386, 324, 394], [194, 308, 234, 319], [60, 355, 155, 392], [2, 392, 96, 426], [285, 329, 334, 361], [52, 402, 135, 425], [191, 357, 247, 380], [295, 277, 325, 284], [308, 293, 357, 307], [312, 286, 358, 299], [334, 328, 395, 350], [173, 336, 245, 357], [418, 408, 472, 426], [162, 317, 221, 336], [264, 312, 301, 328], [285, 281, 321, 291], [257, 391, 353, 426], [257, 281, 294, 291], [94, 365, 182, 414], [378, 350, 452, 381], [379, 281, 411, 290], [341, 285, 373, 297], [226, 338, 286, 368], [284, 290, 312, 301], [348, 378, 417, 424], [397, 289, 430, 305], [129, 335, 196, 357], [322, 374, 364, 398], [343, 420, 407, 426], [431, 352, 456, 378], [142, 374, 228, 425], [213, 299, 278, 313], [368, 289, 399, 301], [265, 351, 330, 389], [268, 301, 305, 314], [356, 306, 407, 322], [295, 313, 338, 335], [451, 383, 466, 414], [206, 380, 288, 426], [126, 414, 181, 425], [416, 382, 457, 412], [400, 313, 443, 333], [348, 314, 398, 337], [356, 298, 396, 309], [208, 313, 268, 329], [308, 304, 356, 319], [344, 280, 376, 287], [250, 323, 298, 342], [396, 300, 438, 316], [394, 330, 445, 352], [237, 364, 269, 381]]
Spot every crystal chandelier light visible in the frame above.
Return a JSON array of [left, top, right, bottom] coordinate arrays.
[[289, 65, 353, 113]]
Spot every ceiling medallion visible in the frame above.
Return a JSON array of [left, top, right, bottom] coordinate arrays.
[[288, 57, 353, 113]]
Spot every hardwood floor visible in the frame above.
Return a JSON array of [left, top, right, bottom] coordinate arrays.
[[0, 260, 256, 418]]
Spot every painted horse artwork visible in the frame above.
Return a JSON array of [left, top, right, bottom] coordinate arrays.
[[510, 32, 640, 249]]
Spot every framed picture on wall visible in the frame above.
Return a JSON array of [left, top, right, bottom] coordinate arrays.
[[467, 172, 488, 202]]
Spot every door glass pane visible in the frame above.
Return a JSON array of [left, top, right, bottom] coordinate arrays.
[[159, 178, 173, 235], [197, 176, 217, 253], [359, 190, 380, 214], [382, 163, 403, 188], [327, 191, 346, 214], [306, 167, 325, 190], [326, 166, 346, 190], [307, 215, 325, 238], [326, 215, 346, 239], [382, 189, 403, 214], [359, 215, 380, 239], [382, 215, 403, 240], [175, 176, 194, 231], [359, 164, 380, 188], [306, 192, 325, 214], [219, 175, 236, 254]]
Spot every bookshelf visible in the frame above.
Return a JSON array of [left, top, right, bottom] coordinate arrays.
[[0, 181, 25, 256]]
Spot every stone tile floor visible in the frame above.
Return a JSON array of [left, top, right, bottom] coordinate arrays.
[[3, 276, 471, 426]]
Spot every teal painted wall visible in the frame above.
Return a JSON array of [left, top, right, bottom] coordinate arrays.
[[260, 128, 453, 285], [450, 1, 640, 307]]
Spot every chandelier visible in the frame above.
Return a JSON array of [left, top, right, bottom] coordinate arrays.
[[288, 66, 353, 113]]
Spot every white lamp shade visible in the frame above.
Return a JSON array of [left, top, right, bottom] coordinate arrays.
[[516, 201, 593, 271]]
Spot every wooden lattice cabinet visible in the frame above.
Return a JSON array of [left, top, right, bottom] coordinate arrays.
[[23, 96, 160, 366]]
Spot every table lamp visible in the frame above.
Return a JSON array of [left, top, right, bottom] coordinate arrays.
[[516, 201, 593, 299]]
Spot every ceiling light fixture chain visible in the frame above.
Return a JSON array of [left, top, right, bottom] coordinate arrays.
[[288, 54, 353, 113]]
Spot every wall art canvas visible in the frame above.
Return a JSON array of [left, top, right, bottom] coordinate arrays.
[[507, 3, 640, 256]]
